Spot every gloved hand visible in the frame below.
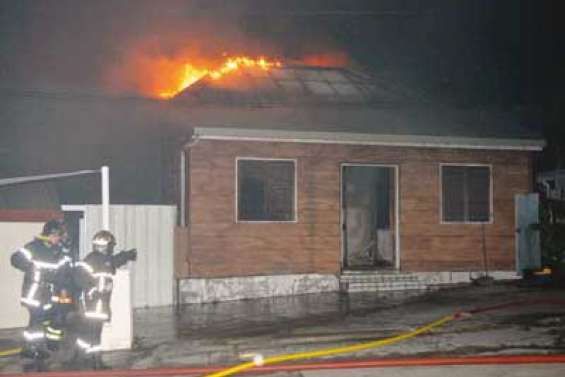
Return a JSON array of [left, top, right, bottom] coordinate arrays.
[[125, 249, 137, 262]]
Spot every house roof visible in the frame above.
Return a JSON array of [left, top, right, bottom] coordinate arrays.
[[172, 65, 544, 150], [173, 65, 422, 106]]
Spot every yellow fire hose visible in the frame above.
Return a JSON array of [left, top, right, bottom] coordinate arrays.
[[202, 313, 456, 377], [2, 299, 563, 376], [0, 314, 455, 369], [0, 347, 22, 357]]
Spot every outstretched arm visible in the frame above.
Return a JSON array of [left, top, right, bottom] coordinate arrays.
[[112, 249, 137, 269]]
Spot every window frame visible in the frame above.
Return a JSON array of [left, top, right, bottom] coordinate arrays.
[[439, 163, 493, 224], [235, 157, 298, 223]]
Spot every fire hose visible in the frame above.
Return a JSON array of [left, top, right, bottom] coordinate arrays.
[[201, 298, 565, 377], [0, 298, 564, 377], [0, 347, 21, 357]]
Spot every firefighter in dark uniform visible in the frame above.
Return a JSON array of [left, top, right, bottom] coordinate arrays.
[[50, 221, 76, 349], [10, 219, 72, 370], [73, 230, 136, 369]]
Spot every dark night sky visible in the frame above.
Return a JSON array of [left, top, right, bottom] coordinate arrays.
[[0, 0, 562, 108], [1, 0, 564, 201]]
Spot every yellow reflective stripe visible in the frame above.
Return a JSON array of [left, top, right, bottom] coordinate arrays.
[[21, 297, 40, 307], [33, 257, 70, 270], [76, 338, 102, 353], [46, 332, 62, 340], [23, 331, 45, 341], [46, 326, 63, 335]]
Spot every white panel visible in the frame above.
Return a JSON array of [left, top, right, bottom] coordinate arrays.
[[160, 206, 175, 307], [134, 205, 149, 307], [81, 205, 175, 308], [101, 269, 132, 350], [0, 222, 42, 329]]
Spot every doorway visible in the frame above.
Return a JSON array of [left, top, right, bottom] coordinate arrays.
[[515, 193, 541, 273], [341, 164, 398, 270]]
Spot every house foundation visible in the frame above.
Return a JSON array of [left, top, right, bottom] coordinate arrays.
[[178, 271, 520, 303], [179, 274, 339, 304]]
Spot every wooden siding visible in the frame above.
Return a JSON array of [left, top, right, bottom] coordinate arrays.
[[184, 140, 533, 278]]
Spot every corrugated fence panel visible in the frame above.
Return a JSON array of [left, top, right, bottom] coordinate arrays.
[[82, 205, 175, 308]]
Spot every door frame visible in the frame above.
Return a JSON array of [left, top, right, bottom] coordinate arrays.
[[340, 163, 400, 271], [61, 204, 87, 258]]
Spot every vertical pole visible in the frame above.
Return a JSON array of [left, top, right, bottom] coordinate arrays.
[[481, 222, 489, 279], [101, 166, 110, 231], [180, 150, 186, 227]]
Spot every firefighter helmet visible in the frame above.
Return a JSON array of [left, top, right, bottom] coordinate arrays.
[[42, 219, 65, 237], [92, 230, 116, 254]]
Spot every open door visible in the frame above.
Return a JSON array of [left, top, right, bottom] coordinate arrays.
[[515, 193, 541, 273], [341, 164, 397, 270]]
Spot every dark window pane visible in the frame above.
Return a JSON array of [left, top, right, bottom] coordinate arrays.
[[442, 166, 465, 222], [442, 165, 490, 222], [238, 160, 295, 221], [467, 167, 490, 221]]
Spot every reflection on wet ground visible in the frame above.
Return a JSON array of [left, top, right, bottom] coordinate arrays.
[[135, 290, 428, 345], [1, 282, 564, 373]]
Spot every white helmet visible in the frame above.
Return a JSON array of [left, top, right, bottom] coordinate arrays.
[[92, 230, 116, 254]]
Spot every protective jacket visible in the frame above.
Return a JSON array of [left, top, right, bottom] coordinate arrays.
[[11, 237, 72, 311], [74, 250, 133, 322]]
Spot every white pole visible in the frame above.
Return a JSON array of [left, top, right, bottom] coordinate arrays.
[[180, 150, 186, 227], [101, 166, 110, 231]]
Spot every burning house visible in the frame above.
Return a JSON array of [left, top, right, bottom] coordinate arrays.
[[0, 53, 545, 304], [166, 60, 545, 303]]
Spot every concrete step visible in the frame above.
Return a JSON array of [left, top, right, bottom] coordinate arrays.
[[346, 282, 426, 291], [340, 274, 419, 283], [339, 270, 429, 293]]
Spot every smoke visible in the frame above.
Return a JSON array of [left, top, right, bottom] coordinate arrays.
[[0, 0, 350, 96]]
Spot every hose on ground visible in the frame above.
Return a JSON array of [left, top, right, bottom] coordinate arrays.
[[0, 347, 21, 357], [203, 314, 456, 377]]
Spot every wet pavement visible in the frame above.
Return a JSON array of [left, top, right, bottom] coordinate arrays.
[[257, 364, 565, 377], [1, 282, 564, 375]]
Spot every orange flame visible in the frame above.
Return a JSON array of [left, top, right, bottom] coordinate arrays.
[[157, 56, 282, 99]]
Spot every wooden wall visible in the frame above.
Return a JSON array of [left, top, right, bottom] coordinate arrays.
[[183, 140, 533, 278]]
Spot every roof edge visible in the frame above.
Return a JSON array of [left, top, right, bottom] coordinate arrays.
[[193, 127, 545, 151]]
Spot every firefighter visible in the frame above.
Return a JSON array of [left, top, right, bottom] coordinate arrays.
[[72, 230, 136, 369], [50, 221, 76, 350], [10, 219, 72, 370]]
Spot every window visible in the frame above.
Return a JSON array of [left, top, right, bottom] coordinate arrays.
[[441, 165, 491, 223], [237, 159, 296, 222]]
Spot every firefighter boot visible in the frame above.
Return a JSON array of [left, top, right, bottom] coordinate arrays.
[[23, 359, 47, 373], [92, 354, 111, 370], [20, 344, 49, 360], [61, 349, 82, 370], [22, 347, 49, 373]]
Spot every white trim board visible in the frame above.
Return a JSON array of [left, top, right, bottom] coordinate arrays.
[[194, 127, 545, 151]]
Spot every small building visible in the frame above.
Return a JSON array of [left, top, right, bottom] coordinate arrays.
[[171, 65, 545, 303]]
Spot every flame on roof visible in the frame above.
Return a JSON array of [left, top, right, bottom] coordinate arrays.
[[156, 56, 282, 99]]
